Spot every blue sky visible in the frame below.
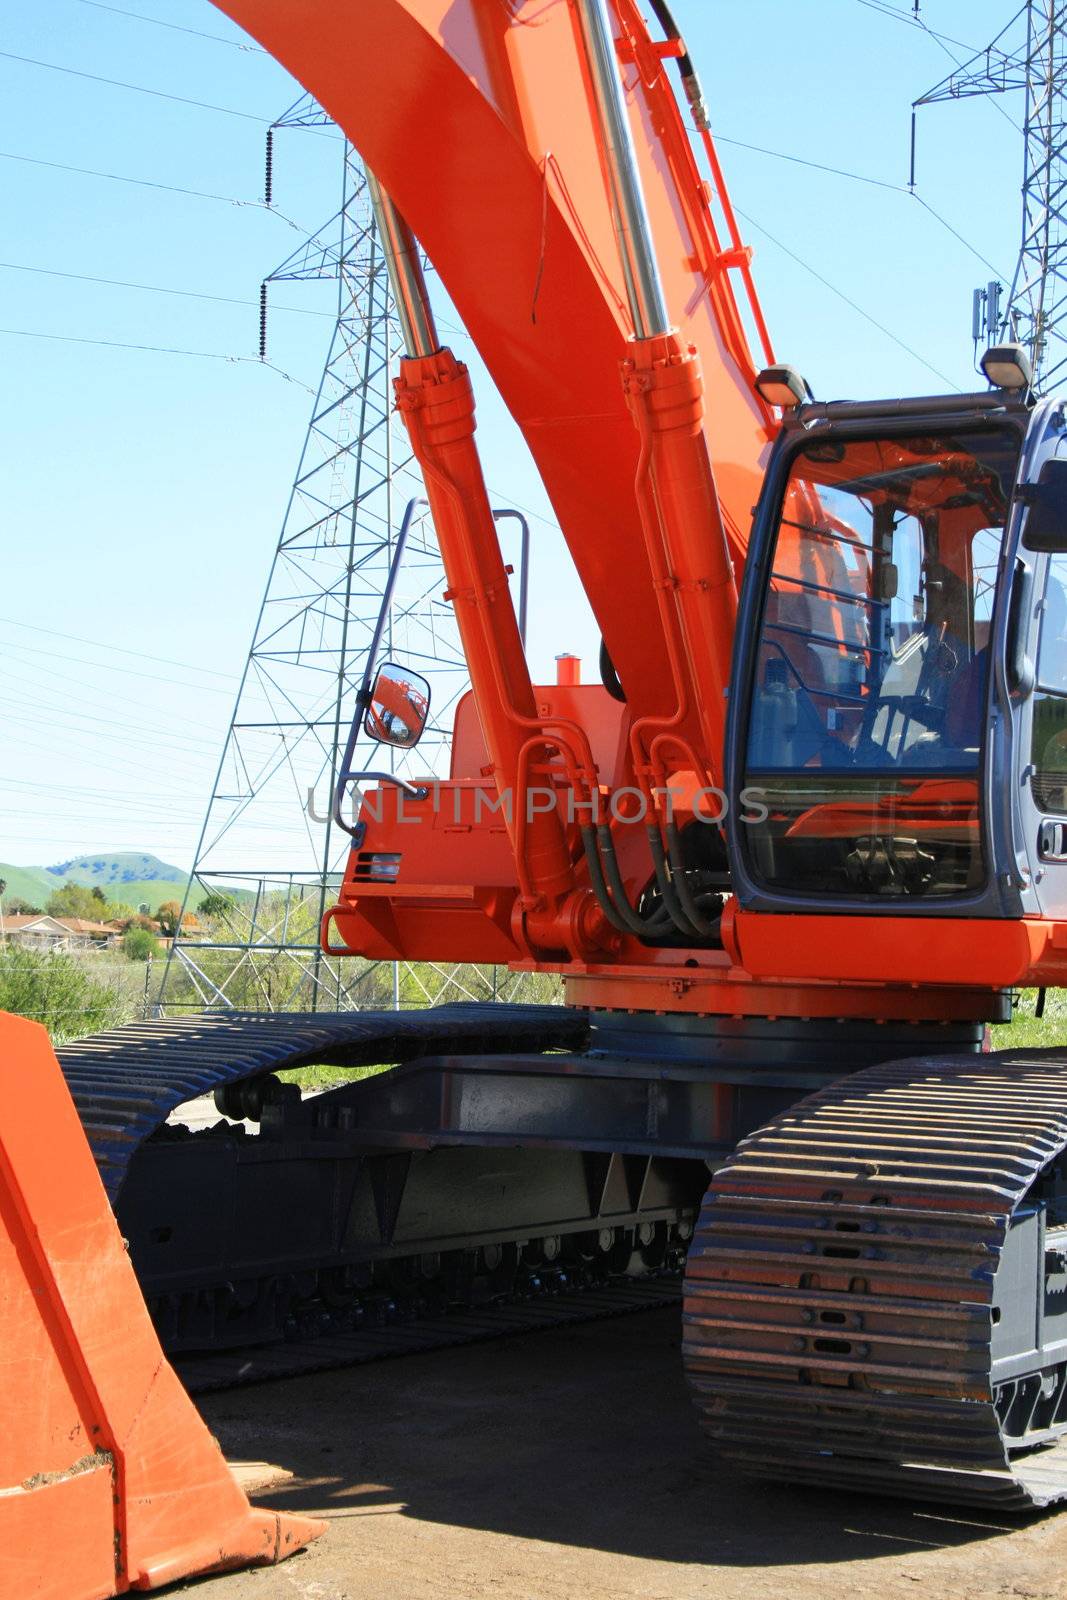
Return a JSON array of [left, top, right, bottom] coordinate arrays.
[[0, 0, 1026, 869]]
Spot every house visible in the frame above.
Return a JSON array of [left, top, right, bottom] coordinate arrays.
[[0, 915, 123, 952]]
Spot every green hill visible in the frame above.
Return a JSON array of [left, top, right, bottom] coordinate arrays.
[[0, 863, 57, 910], [0, 854, 190, 914], [47, 852, 186, 891]]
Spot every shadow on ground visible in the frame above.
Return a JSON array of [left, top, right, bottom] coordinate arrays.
[[198, 1306, 1044, 1574]]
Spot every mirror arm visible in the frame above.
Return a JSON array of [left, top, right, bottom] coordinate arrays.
[[355, 496, 427, 709], [333, 497, 429, 837], [333, 763, 430, 841], [351, 772, 430, 798]]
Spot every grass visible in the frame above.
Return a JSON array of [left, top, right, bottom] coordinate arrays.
[[277, 1062, 391, 1090], [991, 988, 1067, 1051]]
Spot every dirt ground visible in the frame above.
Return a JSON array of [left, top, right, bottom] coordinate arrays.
[[181, 1307, 1067, 1600]]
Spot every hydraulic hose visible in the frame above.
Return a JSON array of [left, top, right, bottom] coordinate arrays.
[[646, 0, 711, 132], [646, 823, 704, 939], [580, 824, 644, 937], [665, 821, 722, 940], [599, 638, 627, 703], [593, 824, 656, 937], [580, 820, 717, 945]]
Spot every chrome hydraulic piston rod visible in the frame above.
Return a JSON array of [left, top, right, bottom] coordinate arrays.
[[572, 0, 671, 339]]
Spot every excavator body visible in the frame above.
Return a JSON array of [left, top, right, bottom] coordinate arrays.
[[13, 2, 1067, 1593]]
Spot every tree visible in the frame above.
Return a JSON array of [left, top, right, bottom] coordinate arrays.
[[156, 900, 184, 937], [197, 892, 234, 920], [123, 926, 160, 962], [46, 883, 109, 922], [6, 897, 43, 916], [91, 886, 107, 904]]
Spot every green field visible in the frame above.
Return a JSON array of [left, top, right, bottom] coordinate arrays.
[[991, 988, 1067, 1050]]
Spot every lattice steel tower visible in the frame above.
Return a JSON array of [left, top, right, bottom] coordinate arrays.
[[159, 96, 469, 1014], [916, 1, 1067, 389]]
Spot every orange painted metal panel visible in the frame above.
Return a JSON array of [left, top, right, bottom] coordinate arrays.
[[729, 911, 1062, 991], [0, 1013, 324, 1598], [1, 1466, 118, 1600]]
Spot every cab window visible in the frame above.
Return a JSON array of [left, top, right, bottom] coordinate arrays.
[[743, 425, 1020, 899], [1030, 554, 1067, 814]]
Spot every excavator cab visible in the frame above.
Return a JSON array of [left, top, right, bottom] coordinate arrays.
[[727, 384, 1067, 925]]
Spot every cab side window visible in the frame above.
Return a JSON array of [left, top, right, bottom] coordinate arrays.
[[1030, 556, 1067, 814], [1037, 556, 1067, 694]]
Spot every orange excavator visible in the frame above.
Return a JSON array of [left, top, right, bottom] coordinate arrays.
[[13, 1, 1067, 1593]]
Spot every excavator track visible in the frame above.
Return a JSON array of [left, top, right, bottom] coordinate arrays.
[[56, 1004, 697, 1394], [57, 1003, 589, 1202], [174, 1277, 681, 1394], [683, 1049, 1067, 1511]]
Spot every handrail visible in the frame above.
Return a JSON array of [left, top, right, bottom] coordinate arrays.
[[492, 508, 530, 646]]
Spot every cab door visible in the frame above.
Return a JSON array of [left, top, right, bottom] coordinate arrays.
[[1018, 548, 1067, 919]]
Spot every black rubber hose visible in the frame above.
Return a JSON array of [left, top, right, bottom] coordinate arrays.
[[646, 0, 711, 131], [665, 821, 722, 940], [646, 824, 704, 939], [596, 823, 661, 937], [581, 822, 716, 946], [580, 824, 647, 937], [599, 638, 626, 703]]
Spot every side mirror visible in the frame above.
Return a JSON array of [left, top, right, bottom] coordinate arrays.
[[363, 661, 430, 749], [1022, 460, 1067, 553]]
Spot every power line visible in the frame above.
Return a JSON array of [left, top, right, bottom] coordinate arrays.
[[71, 0, 265, 51], [0, 617, 240, 680], [0, 654, 236, 725], [702, 126, 1009, 302], [0, 148, 276, 211], [0, 671, 231, 749], [851, 0, 983, 54], [734, 204, 959, 389], [0, 638, 236, 693], [908, 2, 1024, 134], [0, 49, 271, 122], [710, 130, 907, 194], [0, 688, 225, 755], [699, 126, 1007, 280], [0, 261, 334, 321], [1, 709, 216, 766], [0, 326, 316, 392], [2, 724, 214, 794], [0, 322, 246, 360], [910, 193, 1008, 282]]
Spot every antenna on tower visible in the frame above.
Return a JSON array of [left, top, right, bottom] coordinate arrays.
[[914, 2, 1067, 390]]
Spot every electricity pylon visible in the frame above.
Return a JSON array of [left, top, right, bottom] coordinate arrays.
[[159, 97, 469, 1014], [915, 1, 1067, 388]]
